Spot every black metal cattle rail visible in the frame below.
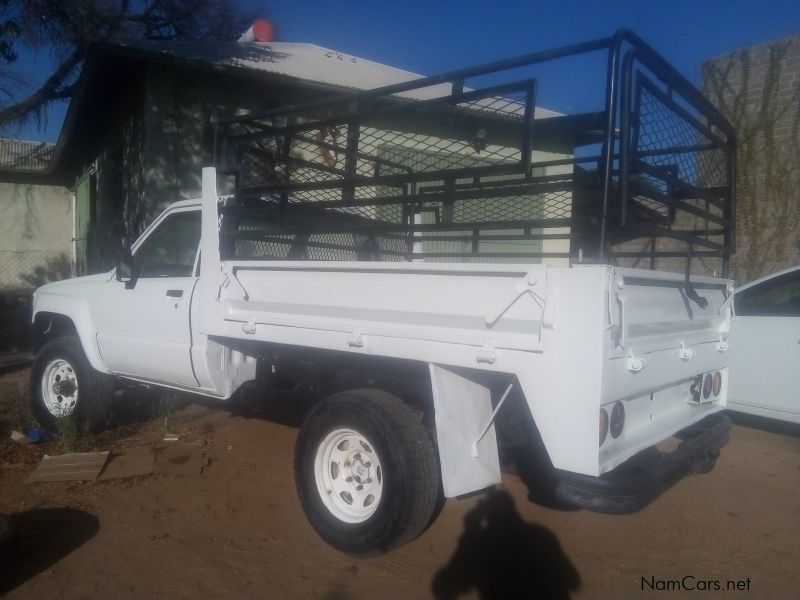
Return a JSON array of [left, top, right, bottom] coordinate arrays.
[[213, 29, 736, 274]]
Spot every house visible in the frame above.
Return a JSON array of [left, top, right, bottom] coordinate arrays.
[[45, 36, 571, 274], [702, 33, 800, 282]]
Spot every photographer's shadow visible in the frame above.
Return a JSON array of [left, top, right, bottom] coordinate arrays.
[[432, 490, 580, 599]]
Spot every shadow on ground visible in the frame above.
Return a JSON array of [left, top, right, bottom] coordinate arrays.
[[725, 411, 800, 438], [0, 508, 99, 595], [225, 382, 316, 428], [432, 490, 580, 599]]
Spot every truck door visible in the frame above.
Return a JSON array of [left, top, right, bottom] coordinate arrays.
[[94, 208, 201, 387]]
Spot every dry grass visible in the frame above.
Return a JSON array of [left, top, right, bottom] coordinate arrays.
[[0, 374, 36, 438]]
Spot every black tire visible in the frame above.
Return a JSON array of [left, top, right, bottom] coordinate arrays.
[[294, 389, 440, 556], [31, 337, 112, 433]]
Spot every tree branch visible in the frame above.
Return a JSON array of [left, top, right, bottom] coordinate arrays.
[[0, 0, 258, 130], [0, 48, 83, 126], [50, 82, 77, 100]]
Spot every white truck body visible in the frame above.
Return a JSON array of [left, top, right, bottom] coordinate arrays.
[[32, 168, 733, 498]]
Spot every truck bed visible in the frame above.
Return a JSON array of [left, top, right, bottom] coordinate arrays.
[[198, 197, 732, 477]]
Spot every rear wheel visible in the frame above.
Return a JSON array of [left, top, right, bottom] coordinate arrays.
[[294, 389, 439, 556], [31, 337, 112, 433]]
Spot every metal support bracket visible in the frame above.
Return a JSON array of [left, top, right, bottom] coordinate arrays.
[[471, 383, 514, 458], [485, 269, 546, 328], [678, 340, 695, 361], [219, 268, 248, 301], [347, 329, 365, 348], [626, 350, 646, 373], [617, 293, 629, 349], [720, 282, 736, 319], [476, 347, 497, 364]]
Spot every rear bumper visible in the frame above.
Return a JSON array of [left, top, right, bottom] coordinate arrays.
[[554, 413, 731, 514]]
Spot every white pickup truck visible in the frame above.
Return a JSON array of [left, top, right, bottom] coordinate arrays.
[[30, 31, 737, 555]]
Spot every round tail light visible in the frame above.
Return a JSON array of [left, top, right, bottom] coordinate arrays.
[[599, 408, 609, 446], [702, 373, 713, 400], [712, 371, 722, 396], [610, 401, 625, 439]]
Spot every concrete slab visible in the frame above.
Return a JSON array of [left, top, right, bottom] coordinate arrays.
[[26, 452, 109, 484]]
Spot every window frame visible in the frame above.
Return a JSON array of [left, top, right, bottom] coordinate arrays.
[[129, 206, 202, 279], [735, 269, 800, 317]]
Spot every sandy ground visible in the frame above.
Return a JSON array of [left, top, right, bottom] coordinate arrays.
[[1, 367, 798, 599]]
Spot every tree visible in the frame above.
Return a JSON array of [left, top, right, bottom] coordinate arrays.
[[0, 0, 261, 132]]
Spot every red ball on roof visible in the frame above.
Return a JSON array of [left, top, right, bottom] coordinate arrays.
[[252, 19, 274, 42]]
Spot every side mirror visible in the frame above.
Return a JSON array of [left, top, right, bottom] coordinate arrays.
[[115, 248, 137, 289]]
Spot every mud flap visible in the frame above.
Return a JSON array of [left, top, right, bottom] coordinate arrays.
[[429, 364, 501, 497]]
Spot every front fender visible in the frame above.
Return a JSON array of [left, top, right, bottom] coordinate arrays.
[[33, 292, 109, 374]]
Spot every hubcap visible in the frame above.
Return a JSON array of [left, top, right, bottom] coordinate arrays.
[[41, 359, 79, 417], [313, 428, 384, 523]]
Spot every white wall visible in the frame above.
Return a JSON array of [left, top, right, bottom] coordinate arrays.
[[0, 182, 74, 290]]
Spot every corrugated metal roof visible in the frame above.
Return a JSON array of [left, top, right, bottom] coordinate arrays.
[[113, 40, 560, 118], [118, 40, 428, 92], [0, 138, 55, 174]]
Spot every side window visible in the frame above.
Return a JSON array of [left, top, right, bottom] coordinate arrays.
[[135, 211, 202, 278], [736, 271, 800, 317]]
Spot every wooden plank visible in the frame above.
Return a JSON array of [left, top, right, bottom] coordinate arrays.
[[26, 452, 109, 484]]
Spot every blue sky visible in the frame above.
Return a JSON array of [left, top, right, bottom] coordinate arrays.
[[9, 0, 800, 143]]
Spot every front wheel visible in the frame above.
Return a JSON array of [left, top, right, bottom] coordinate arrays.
[[31, 337, 112, 433], [294, 389, 440, 556]]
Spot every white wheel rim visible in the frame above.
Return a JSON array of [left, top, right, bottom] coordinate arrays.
[[41, 358, 79, 417], [313, 428, 384, 524]]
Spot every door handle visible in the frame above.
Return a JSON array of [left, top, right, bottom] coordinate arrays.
[[166, 289, 184, 298]]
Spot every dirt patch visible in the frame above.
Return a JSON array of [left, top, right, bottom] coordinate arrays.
[[1, 369, 798, 598]]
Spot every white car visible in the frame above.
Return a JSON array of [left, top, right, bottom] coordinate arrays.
[[728, 266, 800, 423]]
